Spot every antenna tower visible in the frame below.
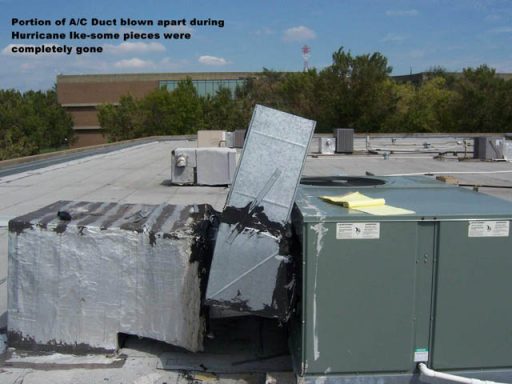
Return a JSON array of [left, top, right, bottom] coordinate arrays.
[[302, 45, 311, 71]]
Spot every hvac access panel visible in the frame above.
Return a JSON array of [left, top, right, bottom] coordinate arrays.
[[432, 220, 512, 370], [299, 220, 418, 374]]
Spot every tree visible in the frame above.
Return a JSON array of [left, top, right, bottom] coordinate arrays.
[[167, 79, 204, 134], [99, 79, 205, 140], [454, 65, 507, 132], [278, 70, 319, 120], [98, 95, 143, 141], [239, 69, 287, 110], [316, 47, 395, 132], [140, 88, 175, 136], [0, 89, 73, 160], [203, 87, 246, 131], [402, 77, 459, 133]]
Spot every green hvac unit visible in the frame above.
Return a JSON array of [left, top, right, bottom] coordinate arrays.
[[290, 176, 512, 381]]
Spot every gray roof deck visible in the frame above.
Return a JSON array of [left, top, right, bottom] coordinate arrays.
[[1, 138, 512, 382]]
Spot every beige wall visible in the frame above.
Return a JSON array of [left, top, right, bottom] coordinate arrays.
[[67, 108, 100, 127], [57, 80, 158, 105], [72, 130, 107, 148]]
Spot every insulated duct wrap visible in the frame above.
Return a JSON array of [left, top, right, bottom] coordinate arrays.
[[8, 201, 215, 353]]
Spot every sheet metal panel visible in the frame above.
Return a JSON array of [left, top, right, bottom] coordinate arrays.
[[196, 148, 237, 185], [433, 221, 512, 370], [206, 105, 315, 319], [300, 220, 417, 374]]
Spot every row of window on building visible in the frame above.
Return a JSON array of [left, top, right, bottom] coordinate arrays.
[[159, 79, 247, 97]]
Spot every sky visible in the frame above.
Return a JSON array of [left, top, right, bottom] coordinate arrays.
[[1, 0, 511, 91]]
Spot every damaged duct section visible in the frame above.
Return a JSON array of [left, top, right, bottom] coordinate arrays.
[[206, 105, 315, 320], [8, 201, 216, 353]]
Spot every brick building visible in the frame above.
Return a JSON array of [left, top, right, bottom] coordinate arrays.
[[56, 72, 255, 147]]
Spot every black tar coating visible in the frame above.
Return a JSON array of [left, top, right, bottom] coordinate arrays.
[[57, 211, 72, 221], [221, 203, 286, 239], [7, 330, 114, 355], [8, 200, 64, 235], [208, 203, 296, 321]]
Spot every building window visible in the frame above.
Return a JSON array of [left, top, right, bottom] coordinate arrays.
[[159, 79, 246, 97]]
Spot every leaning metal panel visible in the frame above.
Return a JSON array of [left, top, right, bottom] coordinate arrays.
[[206, 105, 315, 319]]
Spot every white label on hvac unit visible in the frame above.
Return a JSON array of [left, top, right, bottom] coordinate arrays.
[[336, 222, 380, 239], [414, 348, 429, 362], [468, 221, 509, 237]]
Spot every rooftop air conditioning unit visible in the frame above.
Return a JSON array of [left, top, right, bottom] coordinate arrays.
[[334, 128, 354, 153], [291, 176, 512, 382], [473, 136, 504, 160]]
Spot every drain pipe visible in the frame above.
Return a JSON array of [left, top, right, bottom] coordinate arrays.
[[418, 363, 509, 384]]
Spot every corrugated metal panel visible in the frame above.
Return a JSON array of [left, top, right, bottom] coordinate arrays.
[[334, 128, 354, 153]]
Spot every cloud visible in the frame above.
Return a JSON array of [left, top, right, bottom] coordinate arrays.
[[385, 9, 419, 16], [282, 26, 316, 42], [488, 26, 512, 34], [198, 55, 229, 66], [381, 33, 406, 43], [104, 42, 166, 55], [114, 58, 154, 69]]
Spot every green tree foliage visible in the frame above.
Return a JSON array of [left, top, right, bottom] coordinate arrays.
[[501, 80, 512, 132], [97, 95, 142, 141], [454, 65, 510, 132], [312, 48, 395, 131], [383, 77, 459, 132], [203, 87, 246, 131], [241, 69, 288, 110], [95, 48, 512, 142], [166, 79, 204, 135], [99, 79, 206, 141], [0, 89, 73, 160]]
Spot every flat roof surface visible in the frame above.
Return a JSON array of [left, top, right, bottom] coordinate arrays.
[[57, 72, 258, 83], [1, 139, 512, 382]]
